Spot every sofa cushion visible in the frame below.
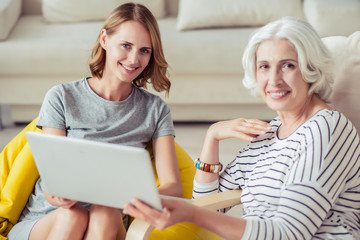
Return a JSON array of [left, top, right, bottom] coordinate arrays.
[[42, 0, 166, 23], [160, 18, 257, 75], [0, 16, 98, 76], [304, 0, 360, 37], [176, 0, 304, 31], [323, 31, 360, 132], [0, 0, 21, 40]]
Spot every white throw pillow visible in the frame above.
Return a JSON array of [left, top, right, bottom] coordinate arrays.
[[42, 0, 166, 23], [323, 31, 360, 132], [177, 0, 304, 31]]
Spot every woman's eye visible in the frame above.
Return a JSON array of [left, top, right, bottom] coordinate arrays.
[[122, 44, 130, 49], [281, 63, 295, 72], [258, 64, 268, 70], [140, 48, 151, 54], [284, 63, 294, 68]]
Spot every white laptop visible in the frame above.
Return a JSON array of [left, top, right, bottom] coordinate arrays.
[[25, 131, 163, 211]]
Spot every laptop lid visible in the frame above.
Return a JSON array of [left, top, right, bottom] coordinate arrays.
[[25, 131, 163, 211]]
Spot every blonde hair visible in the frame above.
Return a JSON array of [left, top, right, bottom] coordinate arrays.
[[242, 17, 333, 102], [89, 3, 171, 94]]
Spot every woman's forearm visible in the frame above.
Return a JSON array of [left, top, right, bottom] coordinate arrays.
[[190, 204, 246, 240], [152, 136, 182, 197], [158, 182, 183, 197], [195, 126, 221, 183]]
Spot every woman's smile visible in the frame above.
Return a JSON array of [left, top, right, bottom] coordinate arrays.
[[267, 90, 290, 99], [120, 62, 138, 72]]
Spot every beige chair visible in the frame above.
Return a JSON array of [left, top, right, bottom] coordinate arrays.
[[126, 31, 360, 240]]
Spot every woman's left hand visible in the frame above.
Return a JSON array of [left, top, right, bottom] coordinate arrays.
[[207, 118, 272, 142], [123, 198, 194, 230]]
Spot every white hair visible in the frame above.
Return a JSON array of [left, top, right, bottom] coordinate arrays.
[[242, 17, 333, 102]]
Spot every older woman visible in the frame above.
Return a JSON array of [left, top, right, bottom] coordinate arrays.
[[124, 17, 360, 240]]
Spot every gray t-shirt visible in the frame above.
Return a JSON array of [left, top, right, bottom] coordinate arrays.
[[37, 77, 175, 147], [19, 77, 175, 223]]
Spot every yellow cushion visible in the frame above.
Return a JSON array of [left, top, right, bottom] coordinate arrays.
[[0, 118, 40, 237]]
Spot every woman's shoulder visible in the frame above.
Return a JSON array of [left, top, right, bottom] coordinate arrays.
[[303, 109, 356, 138], [267, 109, 351, 136], [308, 109, 345, 127], [46, 78, 86, 96], [133, 86, 167, 105]]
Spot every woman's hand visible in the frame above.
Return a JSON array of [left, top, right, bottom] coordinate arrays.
[[123, 198, 194, 230], [207, 118, 272, 142], [51, 196, 78, 209], [195, 118, 272, 183], [124, 197, 247, 240], [44, 190, 77, 208]]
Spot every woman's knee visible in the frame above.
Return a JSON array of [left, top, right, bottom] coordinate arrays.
[[88, 205, 123, 230], [29, 205, 89, 240], [86, 205, 124, 239], [90, 205, 122, 222], [56, 204, 89, 228]]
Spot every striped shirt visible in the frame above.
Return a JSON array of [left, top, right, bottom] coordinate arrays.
[[193, 109, 360, 240]]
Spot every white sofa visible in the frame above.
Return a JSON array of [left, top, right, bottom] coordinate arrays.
[[1, 0, 359, 123]]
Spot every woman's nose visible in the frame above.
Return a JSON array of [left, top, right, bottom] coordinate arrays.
[[128, 50, 139, 64], [269, 68, 283, 86]]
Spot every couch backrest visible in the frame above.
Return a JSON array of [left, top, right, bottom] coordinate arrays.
[[21, 0, 179, 17]]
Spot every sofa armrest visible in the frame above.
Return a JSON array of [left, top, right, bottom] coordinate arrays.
[[192, 189, 242, 210], [126, 220, 155, 240], [125, 190, 242, 240], [0, 0, 21, 40]]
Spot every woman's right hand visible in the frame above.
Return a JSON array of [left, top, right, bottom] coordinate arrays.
[[207, 118, 272, 142], [124, 198, 195, 230], [52, 196, 78, 209], [44, 190, 78, 208]]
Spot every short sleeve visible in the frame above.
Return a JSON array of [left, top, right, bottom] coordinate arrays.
[[151, 99, 175, 139], [37, 85, 66, 130]]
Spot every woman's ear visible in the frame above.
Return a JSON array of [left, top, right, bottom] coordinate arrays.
[[100, 29, 107, 50]]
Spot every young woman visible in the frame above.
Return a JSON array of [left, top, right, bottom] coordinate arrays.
[[124, 17, 360, 240], [7, 3, 181, 240]]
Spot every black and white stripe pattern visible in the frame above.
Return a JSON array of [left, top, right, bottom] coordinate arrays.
[[193, 109, 360, 239]]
